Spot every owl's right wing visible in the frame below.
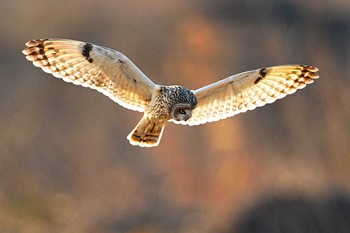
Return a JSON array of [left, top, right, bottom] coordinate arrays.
[[22, 38, 157, 112], [180, 65, 319, 126]]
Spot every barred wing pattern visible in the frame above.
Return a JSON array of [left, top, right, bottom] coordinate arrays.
[[22, 39, 156, 112], [177, 65, 319, 126]]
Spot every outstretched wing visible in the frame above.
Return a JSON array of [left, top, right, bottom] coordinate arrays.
[[178, 65, 319, 126], [22, 38, 157, 112]]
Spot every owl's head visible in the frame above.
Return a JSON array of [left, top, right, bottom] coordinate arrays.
[[170, 86, 197, 121], [170, 103, 194, 121], [162, 85, 197, 122]]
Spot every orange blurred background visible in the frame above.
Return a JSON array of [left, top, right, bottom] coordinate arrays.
[[1, 0, 349, 232]]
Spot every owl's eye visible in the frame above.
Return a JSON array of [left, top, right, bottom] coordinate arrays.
[[179, 109, 186, 114]]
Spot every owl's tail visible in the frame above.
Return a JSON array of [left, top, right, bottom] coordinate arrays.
[[127, 117, 166, 147]]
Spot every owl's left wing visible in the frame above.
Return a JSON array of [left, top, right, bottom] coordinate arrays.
[[22, 38, 157, 112], [178, 65, 319, 126]]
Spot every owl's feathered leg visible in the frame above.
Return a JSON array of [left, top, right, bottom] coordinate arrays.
[[127, 117, 166, 147]]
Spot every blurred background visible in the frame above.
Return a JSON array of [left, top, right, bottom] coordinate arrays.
[[1, 0, 349, 232]]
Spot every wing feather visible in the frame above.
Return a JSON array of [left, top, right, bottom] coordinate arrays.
[[177, 65, 319, 126], [22, 38, 157, 112]]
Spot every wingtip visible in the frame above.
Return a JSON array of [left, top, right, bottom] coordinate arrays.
[[302, 65, 320, 82], [21, 48, 28, 55], [23, 39, 44, 56], [303, 65, 319, 73], [24, 38, 49, 47]]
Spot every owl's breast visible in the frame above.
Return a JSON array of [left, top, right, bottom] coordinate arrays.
[[144, 89, 172, 120]]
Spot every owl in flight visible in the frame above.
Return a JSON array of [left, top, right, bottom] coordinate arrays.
[[22, 39, 319, 147]]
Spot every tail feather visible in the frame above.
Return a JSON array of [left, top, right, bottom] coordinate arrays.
[[127, 117, 166, 147]]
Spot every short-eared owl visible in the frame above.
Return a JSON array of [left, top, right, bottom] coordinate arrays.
[[22, 39, 319, 147]]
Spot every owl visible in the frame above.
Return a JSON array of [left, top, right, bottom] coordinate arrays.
[[22, 39, 319, 147]]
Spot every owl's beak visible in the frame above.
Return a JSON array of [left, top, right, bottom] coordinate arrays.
[[184, 114, 192, 121]]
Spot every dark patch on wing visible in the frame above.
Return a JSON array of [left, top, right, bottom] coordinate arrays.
[[36, 41, 50, 65], [82, 43, 93, 63], [254, 68, 268, 84], [254, 77, 263, 84], [299, 67, 307, 78], [117, 58, 125, 64]]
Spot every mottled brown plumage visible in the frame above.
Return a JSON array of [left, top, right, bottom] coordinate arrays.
[[22, 38, 319, 147]]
